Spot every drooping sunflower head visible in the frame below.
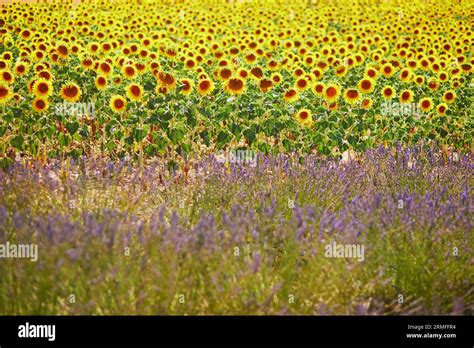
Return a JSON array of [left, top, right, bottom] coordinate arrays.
[[259, 78, 273, 93], [157, 71, 176, 90], [283, 88, 299, 103], [180, 79, 194, 95], [225, 77, 245, 95], [60, 83, 82, 102]]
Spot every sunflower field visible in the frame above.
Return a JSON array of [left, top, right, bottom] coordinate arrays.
[[0, 0, 473, 315]]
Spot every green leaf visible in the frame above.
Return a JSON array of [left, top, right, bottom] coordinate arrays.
[[10, 135, 24, 150]]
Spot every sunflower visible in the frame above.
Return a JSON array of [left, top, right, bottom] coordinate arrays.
[[414, 75, 425, 86], [218, 67, 232, 81], [427, 78, 439, 91], [295, 108, 313, 126], [343, 88, 360, 105], [313, 82, 325, 96], [157, 71, 176, 90], [238, 68, 249, 79], [60, 83, 82, 102], [259, 78, 273, 93], [380, 63, 395, 77], [271, 73, 282, 85], [358, 78, 374, 94], [122, 65, 137, 80], [180, 78, 194, 95], [399, 68, 412, 82], [0, 70, 15, 84], [381, 86, 396, 99], [323, 83, 341, 102], [361, 98, 373, 109], [399, 90, 414, 104], [32, 97, 49, 113], [295, 77, 310, 91], [95, 75, 108, 90], [197, 79, 214, 96], [442, 90, 456, 103], [250, 67, 264, 80], [110, 95, 127, 113], [98, 61, 112, 76], [0, 84, 13, 105], [419, 97, 433, 112], [14, 62, 29, 76], [364, 66, 378, 79], [38, 70, 52, 80], [436, 103, 448, 116], [57, 44, 69, 59], [126, 83, 143, 101], [225, 77, 245, 95], [283, 88, 299, 103], [438, 71, 449, 83], [81, 56, 94, 70], [33, 79, 53, 97]]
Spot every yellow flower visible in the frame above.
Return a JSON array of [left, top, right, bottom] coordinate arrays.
[[110, 95, 127, 113], [419, 97, 433, 112], [343, 88, 361, 105], [381, 86, 396, 100], [33, 79, 53, 98], [126, 83, 144, 101], [436, 103, 448, 115], [224, 78, 245, 95], [32, 97, 49, 113], [95, 75, 108, 90], [295, 108, 313, 126], [60, 83, 82, 102], [399, 90, 414, 104], [180, 79, 194, 95], [358, 78, 374, 94], [442, 90, 456, 103], [197, 79, 214, 96], [0, 84, 13, 105], [323, 83, 341, 102]]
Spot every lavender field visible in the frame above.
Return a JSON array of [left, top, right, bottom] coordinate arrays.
[[1, 146, 472, 315]]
